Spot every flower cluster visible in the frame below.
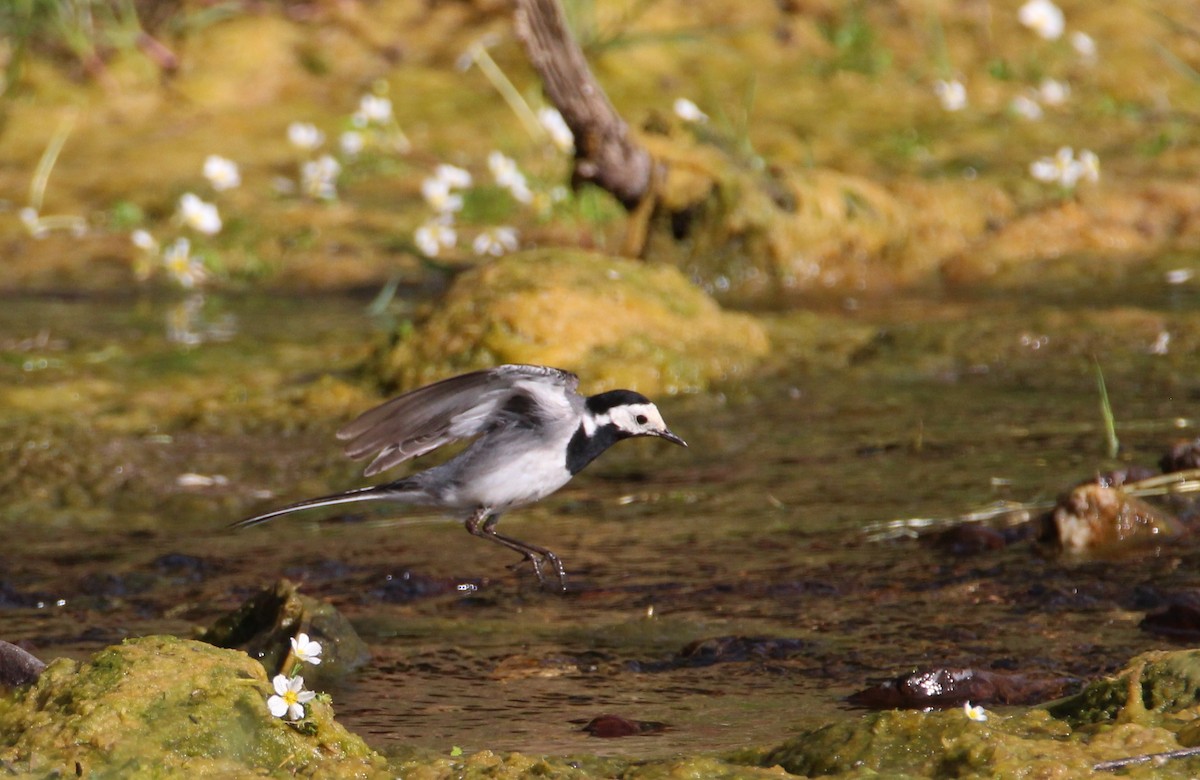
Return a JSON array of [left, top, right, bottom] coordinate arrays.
[[410, 151, 546, 259], [1030, 146, 1099, 189], [130, 154, 241, 291], [266, 632, 324, 722]]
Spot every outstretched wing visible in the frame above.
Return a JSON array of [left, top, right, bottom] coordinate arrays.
[[337, 364, 581, 476]]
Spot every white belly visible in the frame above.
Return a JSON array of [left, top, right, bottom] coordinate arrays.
[[442, 448, 574, 513]]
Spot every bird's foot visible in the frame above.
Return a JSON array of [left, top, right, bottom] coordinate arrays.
[[510, 550, 567, 592]]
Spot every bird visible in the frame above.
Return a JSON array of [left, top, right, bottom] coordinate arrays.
[[233, 364, 686, 590]]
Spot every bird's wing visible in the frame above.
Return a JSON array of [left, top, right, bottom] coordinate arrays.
[[337, 364, 581, 476]]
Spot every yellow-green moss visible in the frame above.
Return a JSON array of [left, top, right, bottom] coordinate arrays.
[[368, 249, 769, 395], [0, 636, 388, 778]]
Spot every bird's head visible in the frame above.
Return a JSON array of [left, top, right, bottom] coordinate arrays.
[[585, 390, 687, 447]]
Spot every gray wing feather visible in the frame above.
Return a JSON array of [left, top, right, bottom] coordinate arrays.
[[337, 365, 580, 477]]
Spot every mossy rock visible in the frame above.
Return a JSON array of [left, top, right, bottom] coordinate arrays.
[[0, 635, 388, 778], [761, 707, 1183, 779], [369, 249, 769, 395], [1046, 650, 1200, 727], [201, 578, 372, 688]]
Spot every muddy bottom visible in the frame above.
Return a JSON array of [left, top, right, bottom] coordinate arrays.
[[2, 270, 1199, 759]]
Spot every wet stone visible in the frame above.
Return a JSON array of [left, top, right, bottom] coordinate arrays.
[[847, 667, 1073, 709], [1049, 483, 1185, 553], [200, 578, 370, 685], [577, 714, 669, 738], [0, 641, 46, 688]]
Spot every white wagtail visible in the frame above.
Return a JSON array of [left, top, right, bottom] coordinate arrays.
[[234, 364, 685, 590]]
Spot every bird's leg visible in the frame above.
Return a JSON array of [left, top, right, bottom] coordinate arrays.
[[464, 508, 567, 592]]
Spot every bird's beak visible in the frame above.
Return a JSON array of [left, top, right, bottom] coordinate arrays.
[[654, 429, 688, 447]]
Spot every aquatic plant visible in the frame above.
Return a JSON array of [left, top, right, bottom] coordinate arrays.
[[267, 674, 316, 721]]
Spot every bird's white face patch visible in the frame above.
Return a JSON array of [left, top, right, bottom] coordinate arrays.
[[607, 402, 669, 437]]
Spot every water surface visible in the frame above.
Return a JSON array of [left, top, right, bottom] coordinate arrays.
[[2, 272, 1199, 759]]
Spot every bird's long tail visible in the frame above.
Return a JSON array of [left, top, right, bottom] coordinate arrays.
[[231, 483, 426, 529]]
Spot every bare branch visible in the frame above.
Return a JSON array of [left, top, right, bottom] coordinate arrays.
[[514, 0, 654, 209]]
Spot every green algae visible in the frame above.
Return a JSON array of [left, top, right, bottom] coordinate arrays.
[[0, 636, 389, 778], [364, 248, 770, 395]]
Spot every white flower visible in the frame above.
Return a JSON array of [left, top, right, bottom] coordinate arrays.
[[1076, 149, 1100, 183], [290, 632, 323, 665], [1038, 78, 1070, 106], [487, 152, 532, 203], [358, 94, 393, 124], [131, 229, 158, 252], [537, 107, 574, 152], [267, 674, 316, 721], [1030, 146, 1075, 185], [1030, 147, 1099, 188], [435, 164, 473, 190], [673, 97, 708, 123], [421, 177, 463, 214], [487, 151, 521, 188], [1165, 268, 1194, 285], [1018, 0, 1064, 40], [301, 155, 341, 200], [287, 122, 325, 152], [202, 155, 241, 191], [340, 130, 364, 157], [963, 702, 988, 722], [1070, 31, 1097, 61], [1010, 93, 1043, 120], [472, 226, 519, 257], [414, 219, 457, 257], [178, 193, 222, 235], [933, 79, 967, 112], [162, 238, 206, 289]]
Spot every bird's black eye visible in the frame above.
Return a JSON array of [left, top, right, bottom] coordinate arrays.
[[635, 414, 648, 425]]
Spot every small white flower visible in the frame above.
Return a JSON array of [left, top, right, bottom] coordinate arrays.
[[301, 155, 341, 200], [1076, 149, 1100, 183], [358, 94, 393, 124], [287, 122, 325, 152], [508, 179, 533, 204], [1010, 93, 1043, 120], [1165, 268, 1194, 285], [414, 219, 457, 257], [472, 226, 519, 257], [933, 79, 967, 112], [537, 107, 574, 152], [673, 97, 708, 123], [1030, 147, 1098, 189], [1038, 78, 1070, 106], [421, 177, 463, 214], [178, 193, 222, 235], [487, 152, 532, 203], [131, 229, 158, 252], [339, 131, 364, 157], [1018, 0, 1064, 40], [1070, 31, 1097, 61], [1030, 146, 1072, 184], [290, 633, 323, 665], [963, 702, 988, 722], [435, 164, 473, 190], [162, 237, 206, 289], [267, 674, 316, 721], [202, 155, 241, 191], [1150, 331, 1171, 356]]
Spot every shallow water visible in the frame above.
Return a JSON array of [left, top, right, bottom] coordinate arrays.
[[2, 269, 1200, 760]]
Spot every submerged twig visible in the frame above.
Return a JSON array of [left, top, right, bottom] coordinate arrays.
[[864, 469, 1200, 543], [1094, 745, 1200, 772]]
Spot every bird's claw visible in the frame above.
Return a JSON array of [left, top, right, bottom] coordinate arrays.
[[509, 551, 567, 592]]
